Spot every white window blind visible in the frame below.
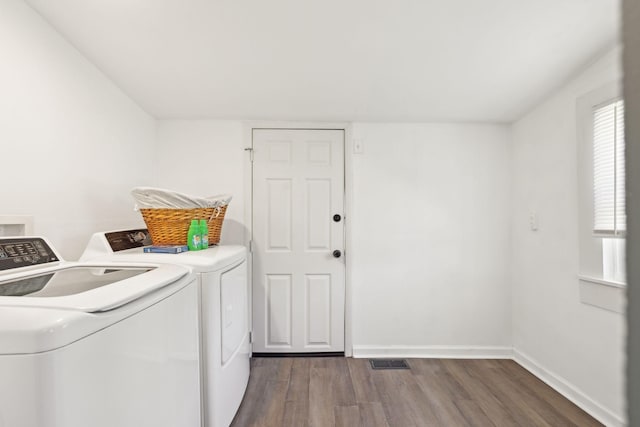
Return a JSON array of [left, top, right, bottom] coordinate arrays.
[[593, 99, 625, 235]]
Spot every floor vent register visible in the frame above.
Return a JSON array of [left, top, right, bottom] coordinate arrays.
[[369, 359, 410, 370]]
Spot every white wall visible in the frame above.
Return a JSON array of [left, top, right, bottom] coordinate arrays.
[[156, 120, 513, 355], [350, 123, 512, 355], [155, 120, 246, 245], [0, 0, 156, 259], [511, 48, 625, 426]]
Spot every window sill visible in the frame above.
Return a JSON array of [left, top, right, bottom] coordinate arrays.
[[578, 275, 626, 314], [578, 275, 626, 288]]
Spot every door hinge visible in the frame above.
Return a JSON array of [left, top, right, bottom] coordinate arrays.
[[249, 331, 252, 343], [244, 147, 254, 162], [248, 240, 253, 252]]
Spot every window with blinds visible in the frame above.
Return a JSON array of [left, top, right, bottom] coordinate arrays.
[[593, 99, 625, 236]]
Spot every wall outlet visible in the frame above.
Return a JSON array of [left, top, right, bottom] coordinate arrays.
[[353, 138, 364, 154]]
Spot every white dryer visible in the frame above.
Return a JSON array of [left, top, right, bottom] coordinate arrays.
[[81, 229, 250, 427], [0, 236, 201, 427]]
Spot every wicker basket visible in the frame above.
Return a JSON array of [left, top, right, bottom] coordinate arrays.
[[139, 204, 228, 246]]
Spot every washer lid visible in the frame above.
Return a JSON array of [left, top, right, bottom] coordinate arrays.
[[0, 266, 151, 297], [0, 264, 195, 354], [0, 263, 190, 312]]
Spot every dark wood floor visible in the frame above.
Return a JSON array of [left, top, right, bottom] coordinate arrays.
[[230, 357, 602, 427]]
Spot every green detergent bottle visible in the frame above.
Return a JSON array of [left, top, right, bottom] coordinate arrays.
[[200, 219, 209, 249], [187, 219, 201, 251]]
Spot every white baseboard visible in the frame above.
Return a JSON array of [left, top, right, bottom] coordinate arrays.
[[351, 345, 513, 359], [513, 348, 625, 427]]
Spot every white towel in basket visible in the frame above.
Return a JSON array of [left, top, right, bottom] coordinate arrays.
[[131, 187, 232, 209]]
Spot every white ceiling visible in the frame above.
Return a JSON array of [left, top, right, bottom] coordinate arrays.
[[25, 0, 619, 122]]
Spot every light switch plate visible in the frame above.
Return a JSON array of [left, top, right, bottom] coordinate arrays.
[[353, 138, 364, 154], [529, 212, 538, 231]]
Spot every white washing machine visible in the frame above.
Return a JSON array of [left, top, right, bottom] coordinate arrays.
[[0, 236, 201, 427], [81, 229, 250, 427]]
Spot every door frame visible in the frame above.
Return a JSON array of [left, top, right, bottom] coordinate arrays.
[[243, 121, 354, 356]]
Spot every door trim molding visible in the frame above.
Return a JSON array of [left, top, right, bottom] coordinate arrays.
[[243, 122, 353, 356]]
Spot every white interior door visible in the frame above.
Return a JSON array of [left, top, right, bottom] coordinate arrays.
[[252, 129, 345, 353]]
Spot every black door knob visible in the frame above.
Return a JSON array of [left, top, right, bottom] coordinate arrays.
[[333, 214, 342, 222], [332, 250, 342, 258]]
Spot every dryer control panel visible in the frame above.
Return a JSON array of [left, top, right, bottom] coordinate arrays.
[[0, 238, 59, 271], [104, 229, 151, 252]]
